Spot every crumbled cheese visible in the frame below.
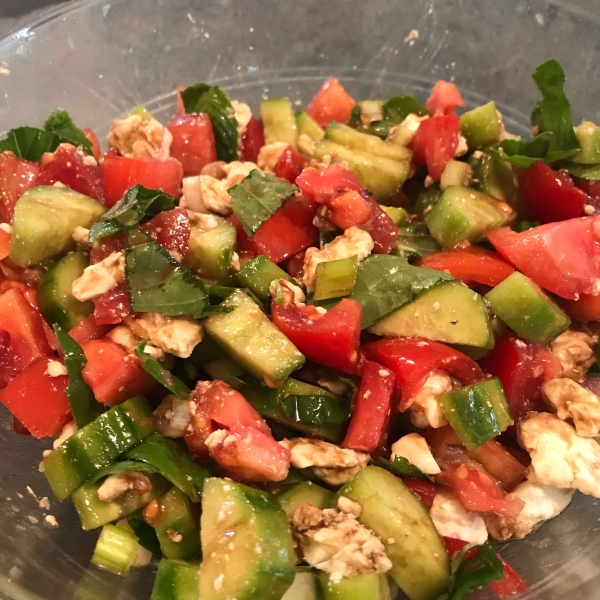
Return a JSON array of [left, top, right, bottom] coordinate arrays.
[[257, 142, 289, 173], [550, 330, 597, 381], [543, 377, 600, 437], [230, 252, 241, 272], [297, 134, 316, 156], [0, 223, 13, 234], [454, 134, 469, 157], [107, 325, 165, 361], [269, 279, 306, 306], [303, 227, 374, 293], [407, 372, 452, 429], [280, 438, 369, 486], [44, 360, 67, 378], [391, 433, 441, 475], [222, 161, 259, 187], [195, 175, 232, 215], [213, 573, 224, 591], [52, 421, 78, 449], [188, 211, 218, 231], [44, 515, 59, 528], [107, 115, 172, 159], [97, 473, 132, 502], [387, 113, 429, 146], [518, 412, 600, 498], [72, 226, 91, 247], [337, 496, 362, 517], [404, 29, 420, 42], [125, 312, 203, 358], [430, 488, 488, 545], [0, 61, 10, 76], [167, 529, 183, 543], [291, 502, 392, 583], [71, 251, 125, 301], [231, 100, 253, 141]]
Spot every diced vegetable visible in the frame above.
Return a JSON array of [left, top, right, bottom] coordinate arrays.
[[306, 77, 356, 128], [151, 559, 200, 600], [237, 255, 296, 300], [572, 121, 600, 164], [410, 115, 460, 181], [296, 111, 325, 141], [240, 116, 265, 163], [92, 524, 140, 575], [459, 101, 501, 149], [276, 481, 334, 517], [426, 80, 465, 116], [319, 572, 392, 600], [261, 98, 298, 148], [167, 113, 217, 176], [314, 255, 359, 301], [392, 223, 440, 261], [274, 146, 309, 183], [281, 572, 321, 600], [470, 150, 519, 207], [0, 151, 40, 222]]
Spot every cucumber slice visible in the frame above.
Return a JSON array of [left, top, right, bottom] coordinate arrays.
[[312, 140, 411, 203], [199, 478, 296, 600], [459, 101, 501, 149], [369, 281, 494, 349], [276, 481, 334, 517], [184, 217, 237, 284], [439, 160, 472, 191], [261, 98, 298, 148], [152, 559, 200, 600], [338, 466, 450, 600], [572, 121, 600, 164], [425, 185, 513, 248], [314, 255, 359, 301], [470, 151, 519, 208], [205, 290, 305, 387], [237, 255, 296, 301], [319, 572, 391, 600], [38, 251, 94, 330], [485, 271, 571, 345], [380, 206, 409, 226], [296, 112, 325, 142], [282, 572, 321, 600], [10, 186, 106, 267]]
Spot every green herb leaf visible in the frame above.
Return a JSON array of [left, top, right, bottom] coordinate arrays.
[[125, 434, 212, 502], [392, 223, 441, 261], [53, 325, 106, 428], [514, 220, 541, 232], [365, 96, 429, 139], [135, 341, 191, 399], [229, 169, 298, 236], [89, 185, 177, 244], [563, 162, 600, 181], [351, 255, 454, 328], [0, 127, 67, 162], [43, 109, 93, 155], [127, 516, 162, 556], [376, 456, 433, 482], [281, 394, 352, 425], [347, 105, 362, 127], [85, 460, 159, 486], [180, 82, 238, 162]]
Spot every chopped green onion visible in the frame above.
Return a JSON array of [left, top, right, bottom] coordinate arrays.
[[92, 524, 140, 575], [314, 255, 359, 301]]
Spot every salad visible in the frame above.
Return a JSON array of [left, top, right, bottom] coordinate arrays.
[[0, 57, 599, 600]]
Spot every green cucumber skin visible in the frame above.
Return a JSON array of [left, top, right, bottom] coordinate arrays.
[[276, 481, 334, 518], [572, 121, 600, 164], [237, 255, 296, 300], [485, 271, 571, 346], [43, 396, 155, 500], [152, 559, 200, 600], [319, 572, 391, 600], [459, 101, 501, 149], [470, 152, 520, 209], [261, 98, 298, 148], [296, 111, 325, 142]]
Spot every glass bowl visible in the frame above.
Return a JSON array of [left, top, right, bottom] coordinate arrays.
[[1, 0, 599, 598]]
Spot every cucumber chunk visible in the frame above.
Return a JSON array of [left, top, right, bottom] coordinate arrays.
[[459, 101, 501, 149], [276, 481, 334, 517], [338, 466, 450, 600], [369, 281, 494, 349], [199, 478, 296, 600], [439, 160, 472, 191], [38, 251, 93, 330], [380, 206, 409, 226], [425, 185, 513, 248], [10, 186, 106, 267], [205, 290, 305, 387], [237, 255, 296, 301], [152, 559, 200, 600], [572, 121, 600, 164], [261, 98, 298, 148], [314, 255, 359, 301], [296, 112, 325, 142], [470, 151, 519, 208], [485, 271, 571, 345], [282, 572, 321, 600], [319, 572, 392, 600]]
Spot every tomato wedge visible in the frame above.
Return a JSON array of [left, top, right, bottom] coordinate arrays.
[[274, 145, 308, 183], [410, 115, 460, 181], [296, 163, 364, 203], [417, 248, 515, 287], [486, 217, 600, 299], [167, 113, 217, 176], [239, 116, 265, 163], [306, 77, 356, 128], [426, 80, 465, 117], [0, 152, 40, 223]]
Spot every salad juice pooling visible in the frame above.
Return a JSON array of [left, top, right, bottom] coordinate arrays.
[[0, 58, 599, 600]]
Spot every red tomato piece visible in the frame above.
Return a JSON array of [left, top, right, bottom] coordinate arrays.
[[68, 315, 113, 345], [358, 195, 401, 254], [296, 164, 364, 203], [90, 233, 125, 264], [325, 190, 373, 229], [467, 439, 529, 492], [342, 360, 396, 452], [362, 337, 484, 410], [274, 145, 309, 183], [0, 152, 40, 223], [36, 145, 104, 202], [560, 293, 600, 323], [426, 80, 465, 116], [167, 113, 217, 176], [272, 298, 362, 374], [516, 162, 587, 224], [0, 357, 71, 439], [81, 338, 155, 406], [282, 250, 306, 282], [0, 228, 11, 260], [12, 416, 31, 436], [425, 425, 467, 472], [83, 128, 102, 161], [240, 116, 265, 163], [417, 248, 515, 287], [93, 284, 132, 325], [401, 477, 437, 510], [410, 115, 460, 181], [486, 217, 600, 299], [103, 155, 184, 207], [141, 207, 190, 257], [306, 77, 356, 128]]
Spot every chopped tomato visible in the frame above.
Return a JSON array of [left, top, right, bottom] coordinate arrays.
[[68, 315, 113, 345], [81, 338, 155, 406], [272, 298, 362, 374], [417, 248, 515, 287], [306, 77, 356, 128], [240, 116, 265, 163], [425, 425, 467, 472], [402, 477, 437, 510], [274, 145, 309, 183], [167, 113, 217, 176], [12, 416, 31, 436], [103, 155, 184, 207], [0, 152, 40, 223], [324, 190, 373, 229], [296, 163, 364, 203], [0, 288, 52, 388], [486, 217, 600, 299], [93, 284, 132, 325], [83, 128, 102, 161], [0, 228, 11, 260], [467, 439, 528, 492], [516, 162, 587, 224], [343, 360, 396, 452], [426, 81, 465, 116], [410, 115, 460, 181], [282, 250, 306, 282], [36, 145, 104, 202], [358, 195, 401, 254], [362, 337, 484, 410], [141, 207, 190, 257], [0, 357, 71, 439], [90, 233, 125, 263], [560, 293, 600, 323]]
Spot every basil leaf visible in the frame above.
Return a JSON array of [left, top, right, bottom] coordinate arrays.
[[563, 162, 600, 181], [125, 434, 212, 502], [127, 516, 162, 555], [351, 255, 455, 328], [392, 223, 441, 261], [180, 82, 238, 162], [497, 133, 553, 168], [53, 325, 106, 428], [347, 105, 362, 127], [89, 185, 177, 244], [43, 109, 93, 155], [229, 170, 298, 236], [0, 127, 66, 162], [366, 96, 429, 139], [376, 456, 433, 482], [281, 394, 352, 425], [85, 460, 159, 486], [135, 340, 190, 399]]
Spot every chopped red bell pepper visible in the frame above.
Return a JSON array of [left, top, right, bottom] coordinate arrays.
[[342, 360, 396, 452], [140, 207, 190, 257], [0, 356, 71, 439], [560, 292, 600, 323], [68, 315, 113, 345], [83, 127, 102, 162], [402, 477, 437, 510], [167, 113, 217, 176], [362, 337, 485, 410], [274, 145, 309, 183], [306, 77, 356, 128], [240, 116, 265, 163], [426, 80, 465, 116], [272, 298, 362, 374], [0, 152, 40, 223], [410, 115, 460, 181], [296, 163, 364, 203]]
